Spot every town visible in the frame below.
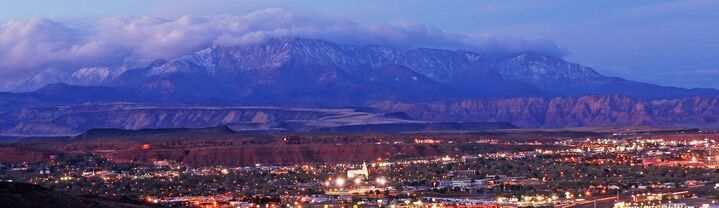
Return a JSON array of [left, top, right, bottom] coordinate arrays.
[[3, 131, 719, 208]]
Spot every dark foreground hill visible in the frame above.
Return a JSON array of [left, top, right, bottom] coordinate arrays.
[[0, 182, 161, 208]]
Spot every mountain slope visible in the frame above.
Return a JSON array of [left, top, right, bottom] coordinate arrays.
[[0, 182, 159, 208]]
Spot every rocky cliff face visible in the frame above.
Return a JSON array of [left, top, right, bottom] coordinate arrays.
[[2, 95, 718, 137], [0, 105, 371, 135], [0, 104, 514, 136], [370, 95, 719, 128]]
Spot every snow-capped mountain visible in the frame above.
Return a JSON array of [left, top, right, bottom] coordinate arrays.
[[91, 37, 716, 101], [2, 68, 69, 92], [497, 51, 602, 83], [3, 37, 719, 134], [4, 37, 719, 105], [67, 66, 128, 86]]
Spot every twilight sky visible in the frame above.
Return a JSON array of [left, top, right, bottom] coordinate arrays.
[[0, 0, 718, 90]]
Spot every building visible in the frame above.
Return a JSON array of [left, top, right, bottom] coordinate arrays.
[[347, 162, 369, 178], [437, 179, 490, 190], [38, 167, 51, 175], [705, 155, 719, 168]]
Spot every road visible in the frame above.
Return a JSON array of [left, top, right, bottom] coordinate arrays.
[[560, 196, 617, 208]]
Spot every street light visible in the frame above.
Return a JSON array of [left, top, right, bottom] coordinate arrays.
[[376, 177, 387, 185], [336, 178, 345, 187]]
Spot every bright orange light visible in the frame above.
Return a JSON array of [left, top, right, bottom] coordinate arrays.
[[142, 144, 151, 150]]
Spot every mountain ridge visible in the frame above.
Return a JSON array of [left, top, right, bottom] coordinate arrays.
[[2, 37, 719, 133], [8, 37, 719, 101], [371, 94, 719, 128], [2, 94, 718, 136]]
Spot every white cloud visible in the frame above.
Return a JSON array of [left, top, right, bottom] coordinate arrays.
[[0, 8, 564, 91]]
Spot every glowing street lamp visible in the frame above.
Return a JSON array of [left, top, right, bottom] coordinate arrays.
[[375, 177, 387, 185], [336, 178, 346, 187]]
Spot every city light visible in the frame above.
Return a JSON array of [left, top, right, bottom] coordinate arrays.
[[375, 177, 387, 185], [5, 131, 719, 208], [335, 178, 345, 187]]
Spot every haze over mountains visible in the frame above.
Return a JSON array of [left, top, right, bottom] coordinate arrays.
[[2, 37, 719, 136]]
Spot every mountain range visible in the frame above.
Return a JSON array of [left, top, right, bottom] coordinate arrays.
[[1, 37, 718, 136]]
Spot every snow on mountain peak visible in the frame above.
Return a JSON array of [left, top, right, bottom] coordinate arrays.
[[3, 37, 611, 93], [126, 37, 604, 86], [68, 66, 125, 86], [72, 67, 111, 79], [498, 52, 602, 83]]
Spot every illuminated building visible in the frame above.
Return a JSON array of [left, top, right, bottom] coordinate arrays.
[[347, 162, 369, 179]]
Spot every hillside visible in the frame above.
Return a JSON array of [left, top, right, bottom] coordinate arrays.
[[0, 182, 160, 208]]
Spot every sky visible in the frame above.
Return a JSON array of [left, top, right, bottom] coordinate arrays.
[[0, 0, 718, 90]]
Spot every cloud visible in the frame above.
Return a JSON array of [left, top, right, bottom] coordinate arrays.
[[0, 19, 122, 76], [0, 8, 564, 91]]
